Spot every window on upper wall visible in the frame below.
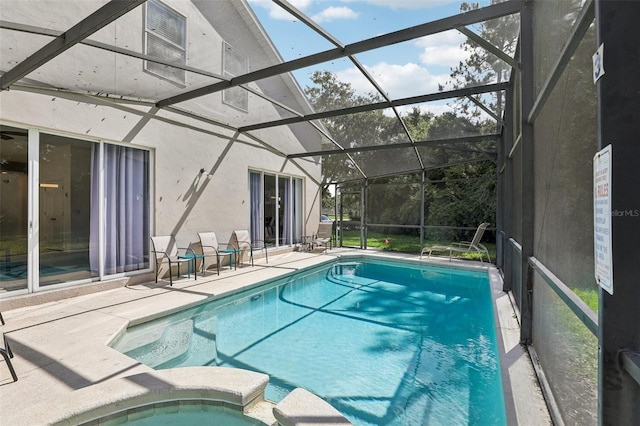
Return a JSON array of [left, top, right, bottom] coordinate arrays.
[[222, 42, 249, 111], [144, 0, 186, 84]]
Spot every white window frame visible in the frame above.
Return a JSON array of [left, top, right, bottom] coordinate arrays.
[[144, 0, 187, 85]]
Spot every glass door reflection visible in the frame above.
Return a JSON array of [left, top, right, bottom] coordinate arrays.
[[38, 133, 96, 287], [0, 126, 29, 293]]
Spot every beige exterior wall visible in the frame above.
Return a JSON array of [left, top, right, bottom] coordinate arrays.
[[0, 0, 322, 293]]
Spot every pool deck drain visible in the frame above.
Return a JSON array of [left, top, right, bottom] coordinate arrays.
[[0, 249, 550, 425]]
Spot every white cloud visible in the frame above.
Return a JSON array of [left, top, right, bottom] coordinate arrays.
[[248, 0, 313, 21], [391, 103, 454, 118], [312, 6, 359, 22], [415, 30, 470, 67], [335, 62, 451, 100], [249, 0, 357, 23], [341, 0, 460, 10], [250, 0, 465, 22]]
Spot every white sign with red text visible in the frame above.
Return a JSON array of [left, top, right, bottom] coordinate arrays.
[[594, 145, 613, 295]]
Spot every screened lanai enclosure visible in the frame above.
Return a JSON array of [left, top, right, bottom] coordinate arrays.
[[1, 0, 639, 424]]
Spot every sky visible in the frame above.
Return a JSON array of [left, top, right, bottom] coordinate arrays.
[[247, 0, 493, 116]]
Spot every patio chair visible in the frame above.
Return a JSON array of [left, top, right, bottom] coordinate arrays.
[[230, 230, 267, 267], [1, 316, 17, 382], [421, 223, 491, 263], [311, 222, 333, 252], [150, 236, 197, 286], [197, 232, 234, 275]]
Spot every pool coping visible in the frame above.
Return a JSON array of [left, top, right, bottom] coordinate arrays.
[[0, 249, 551, 425], [28, 366, 271, 425]]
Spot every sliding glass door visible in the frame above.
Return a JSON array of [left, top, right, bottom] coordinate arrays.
[[39, 133, 95, 286], [0, 126, 29, 294], [0, 126, 150, 295], [249, 171, 303, 248]]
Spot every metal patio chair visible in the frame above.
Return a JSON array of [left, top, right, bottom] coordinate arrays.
[[150, 236, 197, 286], [230, 230, 267, 267], [1, 314, 17, 382], [421, 223, 491, 263], [311, 222, 334, 252], [197, 232, 234, 275]]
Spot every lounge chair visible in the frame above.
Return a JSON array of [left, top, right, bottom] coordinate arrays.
[[231, 230, 267, 267], [197, 232, 234, 275], [150, 236, 197, 285], [311, 222, 333, 252], [421, 223, 491, 263]]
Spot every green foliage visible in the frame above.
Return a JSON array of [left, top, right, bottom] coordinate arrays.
[[440, 1, 520, 121], [573, 288, 599, 313], [404, 106, 433, 140], [321, 185, 335, 210], [307, 20, 503, 233], [304, 71, 393, 184], [367, 174, 422, 228]]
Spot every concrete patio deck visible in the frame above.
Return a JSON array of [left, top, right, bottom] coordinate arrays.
[[0, 249, 551, 425]]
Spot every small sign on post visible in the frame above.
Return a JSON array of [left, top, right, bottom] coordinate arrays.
[[593, 43, 605, 83], [594, 145, 613, 294]]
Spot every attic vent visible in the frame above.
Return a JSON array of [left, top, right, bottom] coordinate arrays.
[[222, 42, 249, 112]]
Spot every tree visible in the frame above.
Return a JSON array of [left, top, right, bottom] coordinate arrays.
[[304, 71, 395, 184], [440, 1, 520, 122], [365, 107, 434, 232], [421, 0, 517, 237], [304, 34, 502, 240], [321, 185, 335, 212], [419, 112, 497, 237]]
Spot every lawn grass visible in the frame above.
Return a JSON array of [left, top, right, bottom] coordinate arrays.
[[338, 230, 496, 262], [572, 288, 599, 313]]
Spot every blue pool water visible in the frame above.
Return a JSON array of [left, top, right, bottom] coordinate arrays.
[[114, 258, 506, 425], [95, 401, 262, 425]]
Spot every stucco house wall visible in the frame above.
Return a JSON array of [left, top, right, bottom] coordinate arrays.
[[0, 0, 322, 295]]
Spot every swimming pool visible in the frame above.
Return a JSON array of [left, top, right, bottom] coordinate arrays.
[[113, 257, 506, 425], [94, 400, 262, 426]]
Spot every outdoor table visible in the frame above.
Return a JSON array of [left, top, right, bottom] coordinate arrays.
[[177, 253, 202, 279], [220, 248, 240, 270]]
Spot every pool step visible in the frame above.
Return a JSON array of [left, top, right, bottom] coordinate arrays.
[[274, 388, 352, 425], [125, 319, 193, 368], [245, 400, 277, 425]]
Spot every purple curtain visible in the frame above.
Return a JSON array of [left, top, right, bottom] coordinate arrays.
[[292, 178, 302, 243], [90, 147, 100, 274], [90, 145, 149, 275], [282, 178, 291, 244], [250, 172, 262, 242]]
